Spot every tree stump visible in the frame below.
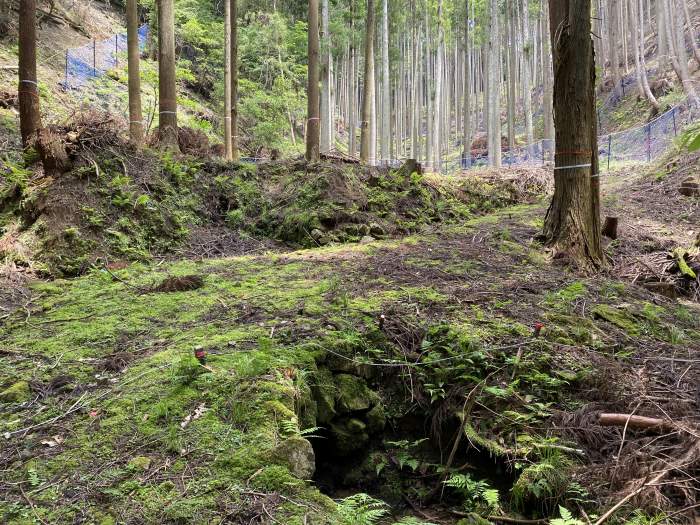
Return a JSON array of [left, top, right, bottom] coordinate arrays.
[[36, 127, 71, 175], [602, 216, 619, 240]]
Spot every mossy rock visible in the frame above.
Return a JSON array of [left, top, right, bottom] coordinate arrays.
[[592, 304, 639, 335], [312, 368, 337, 425], [0, 381, 31, 403], [269, 437, 316, 479], [365, 403, 386, 434], [329, 418, 370, 455], [334, 374, 379, 414]]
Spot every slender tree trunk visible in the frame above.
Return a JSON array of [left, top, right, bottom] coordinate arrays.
[[348, 0, 357, 156], [506, 4, 516, 164], [543, 0, 604, 270], [223, 0, 233, 159], [126, 0, 144, 146], [663, 0, 700, 106], [522, 0, 534, 154], [487, 0, 501, 167], [380, 0, 390, 162], [230, 0, 239, 161], [542, 0, 554, 160], [360, 0, 376, 164], [432, 0, 445, 171], [462, 0, 472, 167], [18, 0, 42, 147], [681, 0, 700, 67], [158, 0, 178, 151], [657, 0, 670, 76], [306, 0, 321, 162], [320, 0, 332, 153], [632, 0, 660, 110]]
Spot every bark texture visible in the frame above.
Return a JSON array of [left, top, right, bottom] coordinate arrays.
[[306, 0, 321, 162], [543, 0, 605, 270], [18, 0, 42, 147], [126, 0, 143, 146], [157, 0, 179, 151]]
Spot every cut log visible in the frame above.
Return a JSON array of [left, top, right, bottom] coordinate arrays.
[[598, 413, 676, 432], [602, 216, 619, 240]]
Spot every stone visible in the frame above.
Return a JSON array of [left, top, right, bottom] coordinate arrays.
[[310, 228, 330, 245], [365, 403, 386, 434], [329, 419, 369, 455], [358, 224, 371, 236], [642, 281, 678, 299], [312, 369, 336, 425], [346, 418, 367, 433], [0, 381, 31, 403], [271, 437, 316, 479], [369, 223, 385, 237], [334, 374, 378, 414], [359, 235, 376, 245], [127, 456, 151, 472]]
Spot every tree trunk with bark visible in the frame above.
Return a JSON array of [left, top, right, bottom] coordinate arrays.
[[157, 0, 179, 151], [231, 0, 239, 161], [126, 0, 143, 146], [360, 0, 376, 164], [543, 0, 605, 270], [223, 0, 233, 159], [18, 0, 42, 147], [306, 0, 321, 162]]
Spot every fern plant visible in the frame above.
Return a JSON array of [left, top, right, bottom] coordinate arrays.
[[443, 473, 500, 512], [550, 506, 585, 525], [337, 493, 389, 525]]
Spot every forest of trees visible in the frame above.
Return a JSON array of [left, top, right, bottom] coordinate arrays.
[[13, 0, 700, 267]]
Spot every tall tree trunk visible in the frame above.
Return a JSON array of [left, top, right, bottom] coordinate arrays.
[[681, 0, 700, 67], [506, 3, 516, 164], [656, 0, 670, 76], [18, 0, 42, 147], [306, 0, 321, 162], [542, 0, 555, 160], [230, 0, 239, 161], [380, 0, 390, 163], [360, 0, 376, 164], [663, 0, 700, 106], [126, 0, 143, 146], [158, 0, 179, 151], [432, 0, 445, 171], [522, 0, 534, 154], [631, 0, 659, 110], [348, 0, 357, 157], [487, 0, 501, 167], [320, 0, 332, 153], [223, 0, 233, 159], [462, 0, 472, 167], [543, 0, 604, 270]]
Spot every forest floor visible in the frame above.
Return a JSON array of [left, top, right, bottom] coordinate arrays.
[[0, 153, 699, 524]]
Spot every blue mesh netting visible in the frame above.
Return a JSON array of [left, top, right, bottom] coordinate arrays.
[[63, 25, 149, 89], [448, 101, 696, 174]]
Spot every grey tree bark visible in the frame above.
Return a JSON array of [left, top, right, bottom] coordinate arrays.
[[126, 0, 144, 146], [306, 0, 321, 161], [360, 0, 376, 164], [157, 0, 179, 151]]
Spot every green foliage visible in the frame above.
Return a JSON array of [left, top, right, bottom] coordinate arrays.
[[336, 493, 389, 525], [680, 122, 700, 152], [550, 506, 585, 525], [443, 474, 500, 513]]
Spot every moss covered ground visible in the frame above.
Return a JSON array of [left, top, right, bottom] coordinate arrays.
[[1, 196, 698, 524]]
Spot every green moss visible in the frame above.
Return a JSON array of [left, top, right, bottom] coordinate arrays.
[[0, 381, 31, 403], [592, 304, 639, 335]]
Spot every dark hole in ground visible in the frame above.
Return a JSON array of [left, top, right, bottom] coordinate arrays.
[[311, 409, 518, 519]]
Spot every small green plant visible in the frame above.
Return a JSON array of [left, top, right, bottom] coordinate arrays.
[[550, 506, 585, 525], [443, 473, 500, 513], [337, 493, 389, 525]]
